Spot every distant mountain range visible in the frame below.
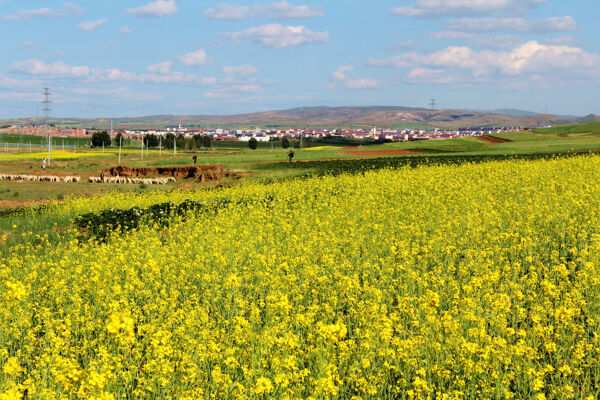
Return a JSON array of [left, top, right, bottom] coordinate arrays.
[[2, 106, 599, 130]]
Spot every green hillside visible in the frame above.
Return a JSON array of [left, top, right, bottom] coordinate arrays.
[[532, 122, 600, 136]]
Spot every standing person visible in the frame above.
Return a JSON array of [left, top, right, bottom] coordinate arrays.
[[192, 154, 197, 165], [42, 158, 46, 169], [100, 171, 105, 183], [288, 150, 295, 163]]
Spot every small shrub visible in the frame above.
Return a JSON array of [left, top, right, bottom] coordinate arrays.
[[248, 138, 258, 150]]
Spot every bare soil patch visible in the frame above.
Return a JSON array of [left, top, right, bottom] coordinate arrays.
[[478, 135, 511, 144]]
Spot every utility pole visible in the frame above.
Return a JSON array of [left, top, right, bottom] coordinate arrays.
[[43, 88, 52, 166], [141, 138, 144, 160], [118, 136, 122, 164]]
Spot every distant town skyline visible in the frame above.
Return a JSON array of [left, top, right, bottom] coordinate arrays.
[[1, 0, 599, 118]]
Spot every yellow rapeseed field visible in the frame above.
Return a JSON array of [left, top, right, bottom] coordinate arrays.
[[0, 151, 112, 162], [2, 156, 600, 399]]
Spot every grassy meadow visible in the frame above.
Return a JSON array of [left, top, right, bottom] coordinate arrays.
[[0, 122, 599, 209]]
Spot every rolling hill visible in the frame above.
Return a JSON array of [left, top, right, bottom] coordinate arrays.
[[2, 106, 599, 130]]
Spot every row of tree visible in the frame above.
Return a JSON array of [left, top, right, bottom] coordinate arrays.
[[91, 132, 212, 150], [248, 136, 290, 150], [91, 131, 121, 147], [143, 133, 212, 150], [92, 131, 298, 150]]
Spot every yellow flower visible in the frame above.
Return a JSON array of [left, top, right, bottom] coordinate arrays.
[[2, 357, 22, 376], [253, 377, 274, 395], [4, 281, 26, 301]]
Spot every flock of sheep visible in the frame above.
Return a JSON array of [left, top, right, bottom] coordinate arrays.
[[0, 174, 81, 183], [88, 176, 176, 185], [0, 174, 175, 185]]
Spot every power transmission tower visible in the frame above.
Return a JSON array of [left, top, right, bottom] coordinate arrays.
[[42, 88, 52, 165], [428, 99, 437, 133], [429, 98, 436, 110]]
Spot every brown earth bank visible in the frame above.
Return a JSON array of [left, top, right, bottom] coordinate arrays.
[[477, 135, 511, 144], [105, 165, 239, 181]]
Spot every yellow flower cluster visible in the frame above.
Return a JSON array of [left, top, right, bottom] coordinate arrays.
[[0, 150, 111, 162], [2, 156, 600, 399]]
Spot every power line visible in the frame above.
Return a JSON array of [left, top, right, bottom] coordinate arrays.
[[42, 88, 52, 166]]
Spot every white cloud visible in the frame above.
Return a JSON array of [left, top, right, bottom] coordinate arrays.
[[431, 31, 524, 49], [10, 59, 91, 78], [77, 18, 108, 32], [226, 24, 329, 48], [205, 1, 323, 20], [332, 65, 354, 81], [3, 3, 83, 21], [330, 65, 378, 89], [104, 68, 201, 84], [3, 8, 64, 21], [125, 0, 177, 17], [237, 85, 262, 92], [387, 40, 419, 52], [204, 84, 263, 99], [345, 78, 378, 89], [147, 61, 174, 74], [119, 26, 133, 35], [204, 91, 234, 99], [139, 72, 198, 84], [104, 69, 138, 81], [201, 77, 218, 85], [70, 86, 163, 102], [178, 49, 211, 67], [406, 68, 475, 84], [19, 40, 38, 48], [223, 65, 260, 76], [0, 74, 41, 89], [8, 59, 211, 86], [541, 36, 578, 46], [390, 0, 548, 19], [368, 41, 600, 84], [62, 2, 84, 15], [447, 16, 578, 33], [0, 91, 44, 102]]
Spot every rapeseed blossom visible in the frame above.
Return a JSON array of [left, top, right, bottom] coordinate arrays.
[[1, 156, 600, 398]]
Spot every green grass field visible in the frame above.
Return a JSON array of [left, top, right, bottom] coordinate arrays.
[[0, 122, 598, 210]]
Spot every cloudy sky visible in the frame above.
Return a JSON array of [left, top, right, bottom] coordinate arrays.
[[0, 0, 599, 118]]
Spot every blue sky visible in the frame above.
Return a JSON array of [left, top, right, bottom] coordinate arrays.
[[0, 0, 599, 118]]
